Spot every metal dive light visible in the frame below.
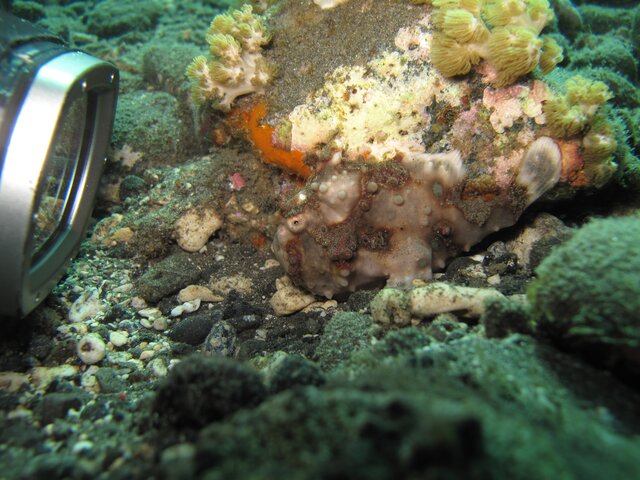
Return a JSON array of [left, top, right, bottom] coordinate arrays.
[[0, 10, 119, 319]]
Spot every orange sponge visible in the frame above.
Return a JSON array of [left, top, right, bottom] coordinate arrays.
[[234, 102, 312, 178]]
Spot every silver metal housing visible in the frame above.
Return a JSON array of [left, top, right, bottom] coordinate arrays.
[[0, 51, 118, 318]]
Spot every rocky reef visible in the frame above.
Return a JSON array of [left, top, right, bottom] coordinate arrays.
[[209, 0, 621, 298], [2, 1, 640, 479]]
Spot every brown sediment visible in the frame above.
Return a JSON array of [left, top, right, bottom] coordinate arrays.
[[264, 0, 428, 116]]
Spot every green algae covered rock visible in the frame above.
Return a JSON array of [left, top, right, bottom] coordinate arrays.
[[528, 216, 640, 379], [154, 355, 267, 429]]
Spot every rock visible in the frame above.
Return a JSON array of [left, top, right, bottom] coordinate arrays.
[[109, 331, 129, 347], [18, 453, 93, 480], [136, 252, 207, 303], [550, 0, 583, 38], [159, 443, 196, 480], [34, 392, 89, 425], [227, 314, 263, 332], [425, 314, 470, 342], [10, 1, 46, 22], [267, 354, 325, 394], [173, 208, 223, 253], [94, 368, 127, 394], [0, 372, 30, 393], [148, 358, 168, 378], [143, 43, 202, 97], [68, 289, 105, 323], [168, 311, 219, 346], [177, 285, 223, 303], [505, 213, 572, 273], [481, 295, 533, 339], [315, 312, 378, 370], [370, 283, 506, 325], [153, 355, 267, 428], [111, 91, 187, 166], [270, 276, 316, 316], [76, 334, 107, 365], [170, 299, 201, 317], [87, 0, 163, 38], [119, 175, 147, 200], [529, 216, 640, 384], [204, 321, 238, 358], [30, 365, 79, 391]]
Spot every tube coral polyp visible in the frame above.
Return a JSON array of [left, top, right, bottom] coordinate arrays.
[[543, 75, 612, 137], [186, 5, 272, 111], [431, 0, 563, 87], [543, 76, 617, 187]]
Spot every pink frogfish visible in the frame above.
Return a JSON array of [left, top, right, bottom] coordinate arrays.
[[272, 137, 562, 298]]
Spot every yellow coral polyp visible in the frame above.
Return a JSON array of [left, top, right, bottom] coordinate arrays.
[[483, 0, 525, 26], [539, 35, 563, 74], [431, 35, 478, 77], [432, 0, 557, 87], [487, 26, 542, 87], [186, 55, 207, 79], [543, 76, 612, 138], [525, 0, 555, 32], [442, 9, 487, 43], [543, 97, 584, 137], [210, 12, 236, 35], [250, 57, 273, 86], [209, 62, 242, 84], [207, 33, 242, 62], [186, 5, 272, 110], [434, 0, 483, 16], [565, 76, 612, 108], [582, 130, 617, 164], [581, 120, 618, 188]]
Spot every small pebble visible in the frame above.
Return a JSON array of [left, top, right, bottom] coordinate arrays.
[[170, 299, 201, 317], [131, 296, 148, 309], [109, 331, 128, 347], [178, 285, 223, 303], [77, 334, 106, 365], [140, 350, 155, 361], [68, 290, 104, 323], [173, 207, 223, 252], [153, 317, 169, 331], [138, 307, 162, 319], [204, 321, 237, 357], [72, 440, 94, 455], [148, 358, 168, 378]]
